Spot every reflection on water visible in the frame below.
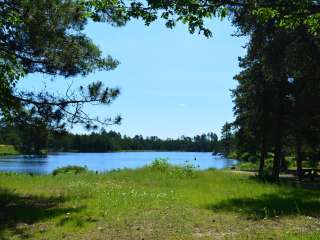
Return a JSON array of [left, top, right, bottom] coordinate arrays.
[[0, 152, 237, 174]]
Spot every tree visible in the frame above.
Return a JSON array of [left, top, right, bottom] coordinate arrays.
[[284, 27, 320, 178], [119, 1, 320, 37], [231, 8, 320, 180], [232, 58, 274, 176], [0, 0, 135, 131], [220, 122, 233, 155]]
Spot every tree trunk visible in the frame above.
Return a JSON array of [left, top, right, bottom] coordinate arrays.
[[272, 81, 285, 181], [296, 137, 303, 180], [259, 136, 267, 176], [272, 136, 282, 181]]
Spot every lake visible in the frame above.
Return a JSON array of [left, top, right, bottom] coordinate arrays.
[[0, 152, 237, 174]]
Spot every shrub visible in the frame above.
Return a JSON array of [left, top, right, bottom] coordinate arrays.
[[227, 151, 238, 159], [150, 158, 170, 172], [239, 152, 258, 162], [239, 152, 251, 162], [171, 159, 199, 177], [52, 165, 88, 176], [180, 160, 198, 177], [150, 158, 198, 178]]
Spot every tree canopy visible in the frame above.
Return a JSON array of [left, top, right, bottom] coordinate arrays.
[[0, 0, 129, 131]]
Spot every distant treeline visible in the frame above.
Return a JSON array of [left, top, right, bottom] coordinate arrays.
[[0, 127, 233, 154], [50, 131, 222, 152]]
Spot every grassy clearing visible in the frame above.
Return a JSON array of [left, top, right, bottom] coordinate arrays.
[[0, 164, 320, 239], [0, 145, 19, 156]]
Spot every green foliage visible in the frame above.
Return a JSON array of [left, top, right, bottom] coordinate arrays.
[[235, 156, 287, 174], [1, 0, 124, 131], [239, 152, 251, 162], [150, 158, 170, 172], [252, 3, 320, 35], [220, 122, 234, 155], [94, 1, 320, 38], [304, 13, 320, 35], [236, 152, 259, 163], [179, 159, 199, 177], [227, 151, 238, 159], [52, 165, 88, 176], [150, 158, 198, 177], [231, 1, 320, 179]]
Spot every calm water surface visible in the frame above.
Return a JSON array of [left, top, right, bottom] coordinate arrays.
[[0, 152, 237, 174]]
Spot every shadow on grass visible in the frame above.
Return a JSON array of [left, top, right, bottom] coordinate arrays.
[[248, 174, 320, 190], [0, 188, 84, 238], [205, 187, 320, 219]]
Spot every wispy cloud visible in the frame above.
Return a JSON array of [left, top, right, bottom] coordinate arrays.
[[178, 103, 187, 108]]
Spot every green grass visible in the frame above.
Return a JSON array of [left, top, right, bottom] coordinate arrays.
[[0, 145, 19, 156], [0, 166, 320, 239]]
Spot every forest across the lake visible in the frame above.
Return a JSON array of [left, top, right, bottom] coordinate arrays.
[[0, 126, 230, 154]]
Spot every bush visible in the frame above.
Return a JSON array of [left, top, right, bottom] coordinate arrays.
[[238, 152, 258, 163], [179, 160, 199, 177], [150, 158, 170, 172], [52, 165, 88, 176], [227, 151, 238, 159], [150, 158, 198, 178], [239, 152, 251, 162]]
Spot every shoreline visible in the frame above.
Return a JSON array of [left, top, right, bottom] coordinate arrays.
[[0, 149, 218, 157]]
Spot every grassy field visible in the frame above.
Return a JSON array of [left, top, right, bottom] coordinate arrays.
[[0, 164, 320, 239], [0, 145, 19, 156]]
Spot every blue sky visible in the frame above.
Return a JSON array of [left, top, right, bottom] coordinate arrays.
[[21, 19, 247, 139]]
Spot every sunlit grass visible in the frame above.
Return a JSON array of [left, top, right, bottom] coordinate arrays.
[[0, 165, 319, 239]]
